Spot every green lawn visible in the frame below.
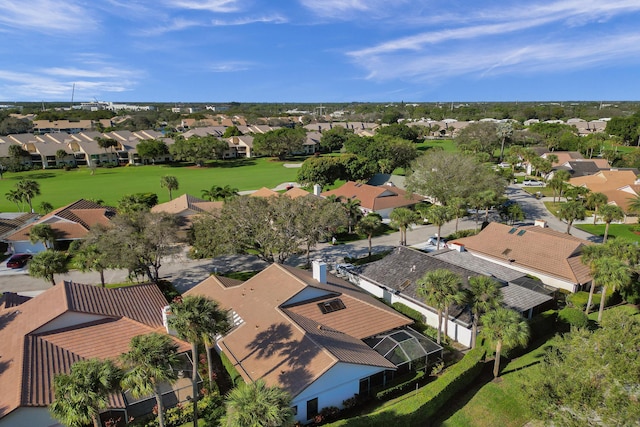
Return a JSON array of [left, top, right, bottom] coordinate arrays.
[[416, 139, 456, 152], [575, 223, 640, 243], [0, 158, 300, 211]]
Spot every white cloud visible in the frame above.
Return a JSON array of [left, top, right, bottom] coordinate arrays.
[[206, 61, 253, 72], [211, 14, 287, 26], [299, 0, 410, 19], [0, 0, 95, 33], [163, 0, 241, 12]]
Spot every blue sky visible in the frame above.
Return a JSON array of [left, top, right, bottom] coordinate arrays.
[[1, 0, 640, 103]]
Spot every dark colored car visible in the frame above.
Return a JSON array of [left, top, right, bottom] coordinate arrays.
[[6, 254, 32, 269]]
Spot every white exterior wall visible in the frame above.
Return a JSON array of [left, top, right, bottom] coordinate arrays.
[[466, 252, 577, 292], [292, 362, 387, 424], [34, 312, 108, 334], [357, 277, 473, 348], [284, 287, 332, 306], [0, 407, 62, 427], [12, 241, 46, 254]]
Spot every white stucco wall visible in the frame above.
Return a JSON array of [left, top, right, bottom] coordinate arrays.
[[0, 407, 62, 427], [291, 362, 387, 423], [357, 277, 473, 348]]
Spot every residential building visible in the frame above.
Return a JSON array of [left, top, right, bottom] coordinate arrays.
[[569, 169, 640, 214], [4, 199, 117, 254], [452, 222, 593, 292], [0, 282, 192, 427], [184, 262, 441, 424]]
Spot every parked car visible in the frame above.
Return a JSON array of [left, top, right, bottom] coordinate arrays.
[[6, 253, 32, 269], [523, 179, 544, 186]]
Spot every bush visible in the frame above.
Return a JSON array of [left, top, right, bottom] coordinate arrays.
[[557, 307, 589, 331], [219, 349, 244, 387], [445, 229, 478, 240], [567, 289, 616, 311], [391, 302, 424, 323], [375, 370, 427, 400], [156, 279, 180, 303], [527, 309, 557, 340]]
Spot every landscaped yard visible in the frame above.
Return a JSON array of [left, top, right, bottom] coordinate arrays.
[[0, 158, 300, 211], [575, 223, 640, 243]]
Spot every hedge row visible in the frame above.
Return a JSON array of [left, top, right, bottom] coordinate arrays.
[[527, 309, 557, 340], [391, 302, 424, 323], [218, 349, 245, 386], [325, 347, 486, 427], [375, 370, 427, 400]]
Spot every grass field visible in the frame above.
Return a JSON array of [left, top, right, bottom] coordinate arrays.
[[0, 158, 300, 211], [575, 223, 640, 243]]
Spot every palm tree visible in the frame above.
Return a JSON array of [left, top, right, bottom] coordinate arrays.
[[448, 197, 467, 233], [222, 379, 295, 427], [160, 175, 179, 200], [168, 295, 230, 427], [15, 178, 40, 212], [586, 192, 608, 225], [389, 207, 419, 246], [627, 194, 640, 218], [28, 223, 57, 250], [426, 205, 452, 250], [581, 244, 606, 315], [355, 213, 383, 257], [342, 197, 362, 234], [416, 269, 463, 344], [468, 276, 504, 349], [481, 308, 529, 378], [558, 201, 586, 234], [73, 244, 109, 287], [39, 201, 54, 214], [496, 122, 513, 162], [28, 250, 68, 286], [56, 148, 69, 165], [598, 204, 624, 243], [50, 358, 122, 427], [6, 188, 24, 211], [120, 333, 180, 427], [592, 256, 631, 323]]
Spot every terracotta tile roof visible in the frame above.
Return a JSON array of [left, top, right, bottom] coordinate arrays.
[[250, 187, 280, 198], [185, 263, 410, 397], [284, 187, 313, 199], [453, 222, 592, 285], [0, 282, 179, 419], [0, 292, 32, 309], [569, 170, 640, 212], [4, 199, 116, 243], [321, 181, 424, 211], [0, 213, 38, 238], [151, 194, 223, 215]]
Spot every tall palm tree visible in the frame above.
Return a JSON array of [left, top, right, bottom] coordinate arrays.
[[592, 256, 631, 323], [28, 223, 57, 250], [160, 175, 179, 200], [342, 197, 362, 234], [481, 308, 529, 378], [581, 244, 606, 315], [627, 194, 640, 218], [558, 201, 586, 234], [598, 204, 624, 243], [426, 205, 452, 250], [416, 269, 463, 344], [222, 379, 295, 427], [389, 207, 419, 246], [355, 213, 383, 257], [448, 197, 467, 233], [120, 333, 180, 427], [6, 188, 24, 211], [586, 192, 608, 224], [28, 250, 68, 286], [168, 295, 230, 427], [468, 276, 504, 349], [15, 178, 40, 212], [50, 358, 122, 427], [73, 244, 109, 287]]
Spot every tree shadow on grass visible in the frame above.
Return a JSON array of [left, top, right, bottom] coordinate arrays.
[[7, 172, 56, 180]]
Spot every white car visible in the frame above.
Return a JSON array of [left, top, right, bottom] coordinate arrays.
[[523, 180, 544, 186]]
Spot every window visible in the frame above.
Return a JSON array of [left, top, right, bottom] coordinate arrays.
[[306, 398, 318, 420], [292, 406, 297, 416], [317, 298, 346, 314]]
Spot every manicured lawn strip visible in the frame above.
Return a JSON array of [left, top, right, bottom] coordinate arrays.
[[416, 139, 456, 152], [0, 158, 299, 211], [575, 223, 640, 243]]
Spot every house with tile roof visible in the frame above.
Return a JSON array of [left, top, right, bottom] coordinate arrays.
[[0, 281, 192, 427], [151, 194, 223, 234], [452, 222, 593, 292], [346, 246, 553, 347], [4, 199, 117, 254], [184, 262, 441, 424], [321, 181, 425, 219], [569, 169, 640, 215]]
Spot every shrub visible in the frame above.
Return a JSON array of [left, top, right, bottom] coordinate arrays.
[[375, 370, 427, 400], [445, 229, 478, 240], [527, 309, 558, 340], [567, 289, 616, 311], [156, 279, 180, 303], [391, 302, 424, 323], [219, 349, 244, 386], [557, 307, 589, 331]]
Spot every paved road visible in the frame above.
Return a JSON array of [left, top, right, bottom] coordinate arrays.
[[0, 187, 598, 295]]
